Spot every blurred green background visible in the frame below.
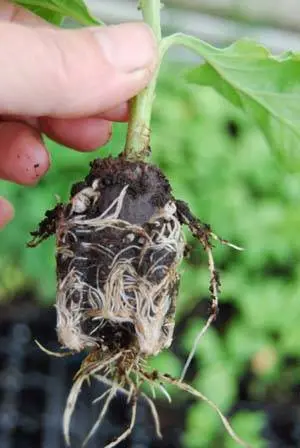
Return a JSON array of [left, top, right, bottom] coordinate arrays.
[[1, 64, 300, 447]]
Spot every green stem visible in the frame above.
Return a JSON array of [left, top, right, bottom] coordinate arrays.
[[123, 2, 212, 161], [124, 0, 162, 161]]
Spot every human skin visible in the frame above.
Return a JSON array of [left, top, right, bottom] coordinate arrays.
[[0, 0, 158, 228]]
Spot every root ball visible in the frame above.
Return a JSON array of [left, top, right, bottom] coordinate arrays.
[[28, 156, 246, 447], [39, 157, 185, 356]]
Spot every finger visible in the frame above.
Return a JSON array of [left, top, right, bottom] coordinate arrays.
[[1, 102, 126, 150], [0, 122, 49, 185], [0, 0, 49, 26], [99, 103, 129, 122], [0, 114, 39, 128], [39, 117, 112, 151], [0, 22, 157, 117], [2, 103, 129, 126], [0, 196, 14, 228]]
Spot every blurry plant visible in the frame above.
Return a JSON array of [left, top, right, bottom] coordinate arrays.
[[2, 0, 300, 446], [151, 81, 300, 446], [2, 72, 300, 445], [15, 0, 101, 25]]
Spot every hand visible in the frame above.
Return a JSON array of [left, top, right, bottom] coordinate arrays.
[[0, 0, 157, 228]]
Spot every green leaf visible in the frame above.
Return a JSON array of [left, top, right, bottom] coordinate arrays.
[[17, 3, 63, 25], [14, 0, 102, 26], [184, 37, 300, 169]]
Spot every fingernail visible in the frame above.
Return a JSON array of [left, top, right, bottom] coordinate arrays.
[[93, 23, 157, 73]]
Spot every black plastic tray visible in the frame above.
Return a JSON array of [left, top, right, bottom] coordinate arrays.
[[0, 297, 182, 448]]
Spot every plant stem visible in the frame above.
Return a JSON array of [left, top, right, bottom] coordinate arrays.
[[123, 4, 215, 161], [124, 0, 162, 161]]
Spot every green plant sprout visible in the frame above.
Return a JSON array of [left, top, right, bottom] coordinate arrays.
[[13, 0, 300, 447]]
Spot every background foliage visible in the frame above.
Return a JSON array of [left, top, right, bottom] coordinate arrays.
[[1, 65, 300, 446]]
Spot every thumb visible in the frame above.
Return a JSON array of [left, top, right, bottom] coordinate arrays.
[[0, 22, 157, 117]]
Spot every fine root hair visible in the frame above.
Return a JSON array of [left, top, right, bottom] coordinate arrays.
[[63, 350, 250, 448]]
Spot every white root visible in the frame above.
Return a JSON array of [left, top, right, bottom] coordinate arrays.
[[126, 382, 135, 404], [180, 245, 219, 382], [148, 383, 156, 399], [210, 232, 244, 251], [60, 351, 250, 448], [63, 374, 87, 446], [103, 397, 137, 448], [75, 352, 123, 380], [92, 388, 111, 405], [180, 314, 215, 382], [34, 339, 74, 358], [62, 352, 140, 447], [158, 384, 172, 403], [56, 185, 185, 357], [141, 392, 162, 439], [178, 205, 243, 382], [160, 374, 252, 448], [83, 384, 117, 447], [138, 371, 172, 405]]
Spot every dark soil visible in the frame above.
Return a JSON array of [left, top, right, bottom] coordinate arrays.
[[71, 157, 173, 222], [61, 158, 177, 350], [29, 157, 173, 243]]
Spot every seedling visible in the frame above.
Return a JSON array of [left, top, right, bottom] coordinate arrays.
[[29, 155, 244, 445], [18, 0, 300, 446]]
